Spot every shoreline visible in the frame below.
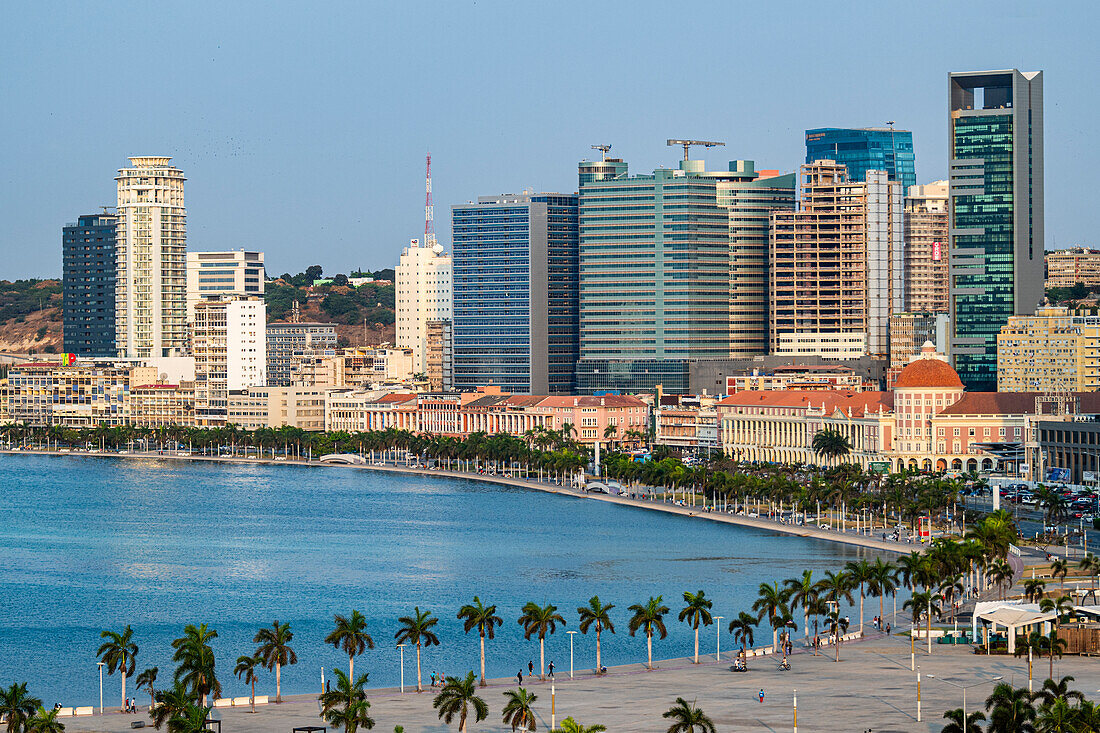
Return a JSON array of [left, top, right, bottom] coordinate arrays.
[[1, 447, 910, 555]]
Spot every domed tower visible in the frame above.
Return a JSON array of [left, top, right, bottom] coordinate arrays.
[[892, 342, 964, 470]]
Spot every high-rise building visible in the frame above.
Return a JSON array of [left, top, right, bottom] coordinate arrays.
[[115, 156, 187, 358], [903, 182, 950, 313], [805, 127, 916, 190], [451, 192, 579, 394], [192, 296, 266, 425], [265, 322, 338, 387], [63, 212, 117, 356], [575, 159, 736, 393], [1045, 247, 1100, 289], [997, 305, 1100, 392], [769, 161, 904, 358], [425, 319, 453, 391], [186, 251, 264, 320], [395, 239, 452, 375], [887, 312, 944, 387], [948, 69, 1044, 391], [720, 162, 797, 357]]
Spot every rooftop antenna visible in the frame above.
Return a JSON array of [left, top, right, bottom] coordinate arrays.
[[591, 144, 612, 161], [667, 139, 724, 161], [424, 153, 437, 249]]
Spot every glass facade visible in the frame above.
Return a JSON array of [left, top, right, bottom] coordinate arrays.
[[805, 128, 916, 190], [62, 213, 117, 356], [451, 194, 578, 394]]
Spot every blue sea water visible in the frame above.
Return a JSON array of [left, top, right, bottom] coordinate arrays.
[[0, 453, 881, 706]]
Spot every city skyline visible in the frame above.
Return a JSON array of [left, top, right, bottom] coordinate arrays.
[[1, 0, 1095, 278]]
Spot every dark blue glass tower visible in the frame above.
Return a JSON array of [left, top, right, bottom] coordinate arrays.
[[63, 213, 117, 356], [451, 193, 579, 394], [805, 127, 916, 190]]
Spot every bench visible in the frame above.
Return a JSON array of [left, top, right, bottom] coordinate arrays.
[[212, 699, 233, 708], [56, 708, 74, 717], [231, 697, 252, 707], [74, 707, 94, 716], [253, 695, 270, 706]]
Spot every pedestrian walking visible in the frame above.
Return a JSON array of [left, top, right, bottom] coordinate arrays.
[[430, 672, 437, 687], [548, 661, 555, 677], [758, 689, 765, 704], [528, 660, 534, 676], [517, 670, 523, 686]]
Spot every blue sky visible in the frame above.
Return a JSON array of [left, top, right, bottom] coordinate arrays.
[[1, 0, 1095, 278]]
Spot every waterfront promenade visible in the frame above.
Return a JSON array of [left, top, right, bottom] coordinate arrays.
[[64, 632, 1100, 733], [0, 448, 911, 556]]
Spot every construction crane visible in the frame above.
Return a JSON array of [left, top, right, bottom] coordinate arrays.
[[666, 139, 724, 161], [591, 144, 612, 161]]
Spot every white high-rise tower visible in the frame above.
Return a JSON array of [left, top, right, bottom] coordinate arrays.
[[396, 239, 452, 374], [115, 156, 187, 357]]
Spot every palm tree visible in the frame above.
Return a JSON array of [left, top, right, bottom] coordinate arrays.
[[844, 560, 874, 633], [253, 620, 297, 703], [501, 687, 538, 732], [164, 700, 213, 733], [867, 558, 897, 626], [984, 682, 1036, 733], [727, 612, 756, 664], [577, 596, 615, 675], [941, 708, 986, 733], [811, 428, 851, 465], [457, 597, 503, 686], [0, 682, 42, 733], [1050, 558, 1069, 591], [432, 672, 488, 733], [518, 602, 566, 680], [136, 667, 158, 713], [233, 655, 261, 713], [1035, 675, 1085, 708], [628, 596, 670, 670], [678, 590, 713, 664], [1078, 553, 1100, 590], [824, 613, 849, 662], [1034, 698, 1078, 733], [97, 625, 139, 711], [26, 706, 65, 733], [394, 606, 440, 693], [904, 591, 942, 656], [151, 682, 192, 731], [784, 570, 818, 644], [752, 582, 790, 653], [551, 718, 606, 733], [1024, 578, 1047, 603], [170, 624, 221, 705], [320, 668, 375, 733], [662, 697, 716, 733], [326, 611, 375, 682]]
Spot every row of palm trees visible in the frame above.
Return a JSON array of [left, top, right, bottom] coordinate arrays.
[[941, 676, 1100, 733]]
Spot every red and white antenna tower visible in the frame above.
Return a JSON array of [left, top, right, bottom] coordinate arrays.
[[424, 153, 437, 249]]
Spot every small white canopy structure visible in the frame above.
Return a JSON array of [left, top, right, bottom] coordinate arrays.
[[973, 601, 1056, 653]]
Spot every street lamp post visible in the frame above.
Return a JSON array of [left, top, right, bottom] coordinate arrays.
[[97, 661, 105, 715], [916, 666, 921, 722], [397, 645, 406, 693], [715, 616, 724, 662], [566, 631, 578, 679], [793, 688, 798, 733], [551, 678, 556, 730], [926, 674, 1002, 727]]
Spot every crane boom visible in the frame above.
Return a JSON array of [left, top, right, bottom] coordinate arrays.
[[666, 139, 725, 161], [591, 144, 612, 161]]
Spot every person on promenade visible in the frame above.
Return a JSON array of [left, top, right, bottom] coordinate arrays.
[[758, 689, 765, 704], [430, 672, 437, 687], [528, 660, 534, 676], [548, 661, 555, 677], [517, 670, 523, 686]]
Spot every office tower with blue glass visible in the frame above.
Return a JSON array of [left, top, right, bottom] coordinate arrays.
[[948, 69, 1044, 391], [62, 212, 117, 356], [805, 127, 916, 190], [451, 193, 579, 394]]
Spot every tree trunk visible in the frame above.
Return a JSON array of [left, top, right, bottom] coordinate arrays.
[[694, 626, 699, 663], [349, 653, 354, 682], [276, 662, 282, 702], [596, 628, 602, 674], [416, 644, 423, 692], [251, 679, 255, 713], [859, 590, 865, 634], [927, 614, 932, 655], [540, 636, 545, 680], [121, 672, 127, 712], [479, 629, 486, 686], [647, 631, 653, 669]]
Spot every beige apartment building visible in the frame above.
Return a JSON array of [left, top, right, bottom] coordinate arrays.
[[769, 161, 903, 358], [227, 386, 328, 430], [130, 382, 195, 428], [903, 182, 949, 313], [997, 305, 1100, 392], [1046, 247, 1100, 289]]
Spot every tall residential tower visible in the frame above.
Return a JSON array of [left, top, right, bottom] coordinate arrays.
[[948, 69, 1044, 391], [115, 156, 187, 357], [63, 212, 117, 356], [395, 239, 452, 376]]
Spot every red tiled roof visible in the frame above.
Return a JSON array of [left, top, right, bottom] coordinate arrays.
[[894, 358, 964, 389], [718, 390, 893, 416], [939, 392, 1100, 416]]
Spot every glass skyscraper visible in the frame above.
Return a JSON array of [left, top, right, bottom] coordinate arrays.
[[62, 212, 117, 356], [451, 193, 579, 394], [805, 127, 916, 190], [948, 69, 1044, 391]]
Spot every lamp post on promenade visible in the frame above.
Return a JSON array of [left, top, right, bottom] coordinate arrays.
[[566, 631, 577, 679], [715, 616, 724, 662], [792, 688, 797, 733], [397, 645, 406, 693], [916, 666, 921, 722], [550, 678, 556, 730], [926, 674, 1002, 727], [97, 661, 105, 715]]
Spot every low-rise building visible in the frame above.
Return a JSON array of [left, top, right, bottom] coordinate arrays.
[[266, 322, 338, 387], [997, 306, 1100, 392], [227, 386, 328, 430], [726, 365, 872, 393], [339, 347, 415, 386], [1046, 247, 1100, 289], [654, 395, 719, 451], [3, 359, 148, 427], [129, 383, 195, 428]]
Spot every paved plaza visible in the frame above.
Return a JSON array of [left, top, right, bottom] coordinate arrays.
[[66, 631, 1100, 732]]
